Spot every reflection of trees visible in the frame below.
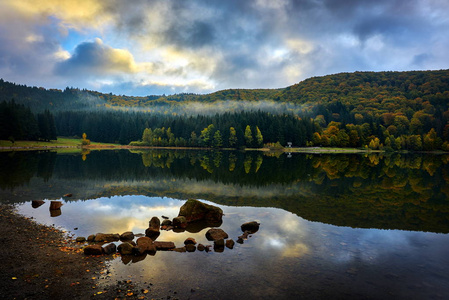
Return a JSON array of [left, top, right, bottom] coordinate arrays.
[[1, 150, 449, 232]]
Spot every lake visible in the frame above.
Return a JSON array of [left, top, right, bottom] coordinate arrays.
[[1, 149, 449, 299]]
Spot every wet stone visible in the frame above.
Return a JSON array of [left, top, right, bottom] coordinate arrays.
[[84, 244, 104, 256], [185, 244, 196, 252], [120, 231, 135, 241], [205, 228, 228, 241]]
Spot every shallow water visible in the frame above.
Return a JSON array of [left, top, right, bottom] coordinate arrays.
[[2, 150, 449, 299]]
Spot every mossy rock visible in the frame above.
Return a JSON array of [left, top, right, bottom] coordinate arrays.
[[178, 199, 223, 223]]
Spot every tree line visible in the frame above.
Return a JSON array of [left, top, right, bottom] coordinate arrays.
[[0, 100, 56, 142], [55, 110, 316, 147]]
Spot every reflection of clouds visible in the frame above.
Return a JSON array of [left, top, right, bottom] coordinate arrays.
[[102, 179, 315, 199], [17, 195, 449, 299]]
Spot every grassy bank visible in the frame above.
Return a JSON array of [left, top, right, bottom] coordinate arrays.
[[0, 137, 121, 152]]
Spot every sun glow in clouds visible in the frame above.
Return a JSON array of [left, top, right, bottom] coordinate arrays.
[[0, 0, 448, 95]]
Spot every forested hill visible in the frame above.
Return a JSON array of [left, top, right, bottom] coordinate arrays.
[[1, 69, 449, 112], [2, 70, 449, 151]]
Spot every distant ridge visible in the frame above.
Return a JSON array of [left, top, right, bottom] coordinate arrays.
[[1, 69, 448, 112]]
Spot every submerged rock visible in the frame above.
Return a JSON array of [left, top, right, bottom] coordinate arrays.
[[205, 228, 229, 241], [241, 221, 260, 233], [178, 199, 223, 224], [84, 245, 103, 255]]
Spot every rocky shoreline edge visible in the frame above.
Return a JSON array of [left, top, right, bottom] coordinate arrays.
[[0, 204, 109, 299], [1, 199, 260, 299]]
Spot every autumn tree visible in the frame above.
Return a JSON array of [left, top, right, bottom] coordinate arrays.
[[229, 127, 237, 148], [244, 125, 253, 147]]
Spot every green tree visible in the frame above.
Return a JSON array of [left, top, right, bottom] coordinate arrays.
[[190, 131, 198, 146], [213, 130, 223, 148], [142, 128, 152, 145], [255, 126, 263, 147], [244, 125, 253, 147], [200, 124, 215, 147], [229, 127, 238, 147]]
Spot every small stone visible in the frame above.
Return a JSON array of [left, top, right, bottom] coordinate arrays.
[[120, 231, 135, 241], [84, 245, 103, 255], [49, 201, 63, 210], [226, 239, 235, 249], [149, 217, 161, 230], [94, 233, 120, 242], [87, 234, 95, 242], [153, 241, 175, 250], [117, 242, 134, 255], [172, 216, 187, 229], [136, 237, 157, 255], [103, 243, 117, 255], [197, 244, 205, 251], [76, 236, 86, 243], [145, 228, 161, 240], [161, 219, 172, 226], [185, 244, 196, 252], [173, 247, 187, 253], [162, 216, 169, 219], [205, 228, 228, 241], [214, 239, 224, 252], [184, 237, 197, 245], [31, 200, 45, 208], [241, 221, 260, 233]]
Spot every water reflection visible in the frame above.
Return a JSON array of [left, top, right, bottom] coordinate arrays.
[[1, 150, 449, 233], [17, 196, 449, 299], [2, 150, 449, 299]]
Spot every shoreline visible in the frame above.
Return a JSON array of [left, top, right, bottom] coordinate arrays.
[[1, 139, 447, 154], [0, 204, 174, 299], [0, 204, 106, 299]]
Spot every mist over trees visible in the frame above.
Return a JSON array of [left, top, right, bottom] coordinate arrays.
[[1, 69, 449, 150]]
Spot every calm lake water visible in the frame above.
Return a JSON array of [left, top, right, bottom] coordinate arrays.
[[1, 150, 449, 299]]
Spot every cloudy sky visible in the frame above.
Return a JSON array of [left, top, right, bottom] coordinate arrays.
[[1, 0, 448, 96]]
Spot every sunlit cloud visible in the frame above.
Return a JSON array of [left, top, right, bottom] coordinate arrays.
[[55, 38, 137, 76], [0, 0, 448, 95]]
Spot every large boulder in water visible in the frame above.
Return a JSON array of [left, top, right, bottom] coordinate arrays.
[[178, 199, 223, 225]]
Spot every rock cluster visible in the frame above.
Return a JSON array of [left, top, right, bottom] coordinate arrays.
[[78, 199, 259, 261]]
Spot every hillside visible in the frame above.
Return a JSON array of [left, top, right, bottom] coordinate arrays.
[[1, 70, 449, 150], [1, 69, 449, 113]]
